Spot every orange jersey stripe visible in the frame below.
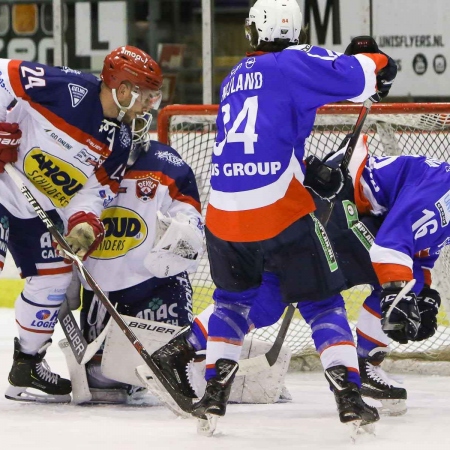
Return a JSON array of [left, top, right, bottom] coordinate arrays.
[[206, 177, 316, 242], [372, 262, 413, 285], [360, 53, 389, 73]]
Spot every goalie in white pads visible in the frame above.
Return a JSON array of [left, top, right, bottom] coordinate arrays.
[[62, 133, 204, 404]]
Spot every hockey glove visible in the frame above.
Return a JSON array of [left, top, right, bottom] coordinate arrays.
[[380, 284, 420, 344], [304, 155, 346, 200], [344, 36, 397, 102], [413, 286, 441, 341], [0, 123, 22, 173], [59, 211, 105, 261]]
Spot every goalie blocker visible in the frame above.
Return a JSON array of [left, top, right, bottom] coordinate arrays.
[[61, 314, 291, 405]]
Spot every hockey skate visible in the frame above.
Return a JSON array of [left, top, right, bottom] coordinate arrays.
[[325, 365, 379, 441], [133, 328, 198, 417], [151, 327, 198, 399], [359, 351, 407, 416], [85, 358, 152, 405], [192, 358, 239, 437], [5, 338, 72, 403]]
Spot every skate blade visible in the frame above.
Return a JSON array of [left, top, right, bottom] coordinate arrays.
[[378, 399, 407, 416], [5, 385, 71, 404], [197, 415, 219, 437], [135, 365, 191, 418], [346, 419, 377, 443]]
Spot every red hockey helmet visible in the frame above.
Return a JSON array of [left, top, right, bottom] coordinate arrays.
[[101, 45, 163, 92]]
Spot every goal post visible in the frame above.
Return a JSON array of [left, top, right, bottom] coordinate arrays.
[[158, 102, 450, 372]]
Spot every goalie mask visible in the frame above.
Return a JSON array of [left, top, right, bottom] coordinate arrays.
[[245, 0, 302, 49], [127, 112, 153, 167]]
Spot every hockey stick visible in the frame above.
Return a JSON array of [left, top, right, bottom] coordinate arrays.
[[247, 98, 374, 371], [4, 162, 194, 414], [57, 299, 111, 365]]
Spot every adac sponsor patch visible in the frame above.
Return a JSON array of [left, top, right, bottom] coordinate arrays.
[[23, 148, 88, 208], [435, 189, 450, 227], [90, 206, 147, 259], [136, 176, 159, 202]]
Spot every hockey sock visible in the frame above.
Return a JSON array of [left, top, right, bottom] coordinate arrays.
[[205, 287, 256, 380], [356, 286, 389, 358], [298, 294, 360, 387]]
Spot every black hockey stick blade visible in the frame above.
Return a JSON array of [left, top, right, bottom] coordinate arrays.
[[4, 163, 194, 414], [265, 303, 296, 366]]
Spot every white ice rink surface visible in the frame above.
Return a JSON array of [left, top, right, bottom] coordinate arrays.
[[0, 308, 450, 450]]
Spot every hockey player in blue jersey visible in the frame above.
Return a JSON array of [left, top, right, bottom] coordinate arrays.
[[0, 45, 163, 402], [148, 0, 397, 432]]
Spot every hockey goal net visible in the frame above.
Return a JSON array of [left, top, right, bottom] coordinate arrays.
[[158, 103, 450, 372]]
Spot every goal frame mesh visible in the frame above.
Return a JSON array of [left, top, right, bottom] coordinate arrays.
[[158, 102, 450, 373]]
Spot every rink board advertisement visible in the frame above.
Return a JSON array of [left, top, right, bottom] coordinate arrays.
[[304, 0, 449, 97], [0, 1, 127, 72]]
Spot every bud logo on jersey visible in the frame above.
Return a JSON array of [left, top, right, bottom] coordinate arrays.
[[36, 310, 51, 320], [136, 176, 159, 202], [68, 83, 88, 107], [24, 148, 88, 208], [90, 206, 147, 259]]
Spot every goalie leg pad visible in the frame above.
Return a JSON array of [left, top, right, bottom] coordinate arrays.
[[187, 336, 292, 404]]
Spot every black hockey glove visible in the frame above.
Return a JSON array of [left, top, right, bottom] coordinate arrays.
[[304, 155, 346, 200], [345, 36, 397, 102], [413, 287, 441, 341], [380, 284, 420, 344]]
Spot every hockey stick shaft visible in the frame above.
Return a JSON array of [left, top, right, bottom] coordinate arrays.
[[4, 163, 193, 412], [318, 98, 373, 226], [258, 99, 374, 369]]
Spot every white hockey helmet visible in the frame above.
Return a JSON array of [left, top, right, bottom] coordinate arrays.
[[245, 0, 302, 48]]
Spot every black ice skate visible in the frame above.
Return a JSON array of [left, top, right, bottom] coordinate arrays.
[[359, 351, 407, 416], [191, 358, 239, 437], [5, 338, 72, 403], [151, 327, 198, 399], [325, 365, 379, 439]]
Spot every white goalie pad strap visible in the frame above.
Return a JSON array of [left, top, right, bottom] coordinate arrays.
[[102, 315, 181, 387], [58, 338, 92, 404], [188, 336, 292, 404], [144, 211, 204, 278]]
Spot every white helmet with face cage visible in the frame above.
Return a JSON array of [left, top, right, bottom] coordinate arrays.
[[245, 0, 302, 48]]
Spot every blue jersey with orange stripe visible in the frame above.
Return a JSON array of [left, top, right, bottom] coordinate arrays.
[[206, 45, 387, 242], [346, 136, 450, 286], [0, 59, 132, 220]]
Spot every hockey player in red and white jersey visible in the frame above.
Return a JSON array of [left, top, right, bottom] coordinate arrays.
[[148, 0, 397, 433], [0, 45, 163, 402]]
